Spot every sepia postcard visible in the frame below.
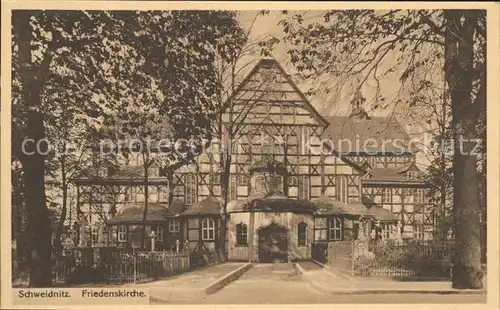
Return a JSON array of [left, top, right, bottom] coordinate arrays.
[[1, 1, 499, 309]]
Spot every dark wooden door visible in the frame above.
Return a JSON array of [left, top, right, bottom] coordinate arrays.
[[311, 243, 328, 264], [258, 223, 288, 263]]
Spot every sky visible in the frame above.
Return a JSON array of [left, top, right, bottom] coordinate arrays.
[[236, 11, 413, 117]]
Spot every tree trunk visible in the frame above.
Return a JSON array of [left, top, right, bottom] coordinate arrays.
[[54, 158, 68, 256], [21, 110, 53, 287], [15, 11, 53, 287], [141, 154, 149, 250], [444, 10, 483, 289], [218, 122, 232, 261]]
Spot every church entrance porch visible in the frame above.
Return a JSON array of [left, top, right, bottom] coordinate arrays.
[[258, 223, 288, 263]]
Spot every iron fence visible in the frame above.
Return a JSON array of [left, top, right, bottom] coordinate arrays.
[[352, 240, 453, 279], [52, 247, 190, 285]]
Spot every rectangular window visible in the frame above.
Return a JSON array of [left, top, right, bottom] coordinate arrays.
[[118, 225, 127, 242], [236, 223, 248, 246], [382, 188, 391, 204], [414, 189, 424, 204], [382, 223, 393, 240], [158, 186, 168, 203], [414, 225, 424, 240], [156, 225, 164, 242]]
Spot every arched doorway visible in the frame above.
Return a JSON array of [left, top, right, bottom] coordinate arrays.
[[258, 222, 288, 263]]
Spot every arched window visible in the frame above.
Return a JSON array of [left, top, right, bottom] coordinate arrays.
[[126, 187, 137, 203], [336, 176, 348, 203], [253, 174, 266, 193], [288, 176, 298, 187], [236, 223, 248, 246], [298, 222, 307, 246], [158, 186, 168, 203], [414, 189, 424, 204], [185, 174, 197, 205], [229, 175, 238, 201], [238, 175, 249, 186], [156, 225, 164, 242], [92, 227, 99, 244], [300, 127, 311, 154], [168, 220, 180, 233], [201, 218, 216, 241], [118, 225, 127, 242], [274, 175, 284, 193], [382, 188, 392, 204], [329, 217, 342, 241], [298, 176, 310, 200]]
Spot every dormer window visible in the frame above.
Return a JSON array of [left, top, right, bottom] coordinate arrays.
[[149, 166, 159, 178], [408, 171, 418, 179]]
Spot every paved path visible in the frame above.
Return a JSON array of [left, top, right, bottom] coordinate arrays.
[[123, 263, 246, 303], [296, 262, 488, 293], [195, 263, 329, 304], [185, 263, 486, 305]]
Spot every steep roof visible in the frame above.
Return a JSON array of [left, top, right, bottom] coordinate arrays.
[[72, 165, 170, 185], [106, 202, 180, 224], [182, 196, 221, 216], [312, 196, 367, 217], [227, 192, 316, 213], [322, 115, 412, 154], [362, 167, 426, 185], [227, 58, 330, 127], [311, 196, 396, 221]]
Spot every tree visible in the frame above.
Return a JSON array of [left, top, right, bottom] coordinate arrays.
[[44, 105, 100, 255], [12, 10, 249, 287], [271, 9, 485, 288], [101, 109, 176, 250]]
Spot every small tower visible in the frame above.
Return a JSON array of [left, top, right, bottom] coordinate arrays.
[[349, 84, 369, 119]]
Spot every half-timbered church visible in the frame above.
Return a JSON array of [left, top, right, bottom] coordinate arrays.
[[73, 58, 434, 262]]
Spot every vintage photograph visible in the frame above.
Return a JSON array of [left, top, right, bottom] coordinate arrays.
[[5, 4, 495, 306]]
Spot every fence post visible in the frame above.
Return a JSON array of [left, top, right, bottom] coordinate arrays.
[[351, 241, 354, 277], [133, 250, 136, 284]]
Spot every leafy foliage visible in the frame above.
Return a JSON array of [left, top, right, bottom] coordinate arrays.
[[11, 10, 246, 285]]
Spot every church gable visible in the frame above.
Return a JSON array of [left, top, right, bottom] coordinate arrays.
[[222, 58, 329, 128]]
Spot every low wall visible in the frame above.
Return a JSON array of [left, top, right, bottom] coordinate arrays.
[[326, 242, 354, 277]]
